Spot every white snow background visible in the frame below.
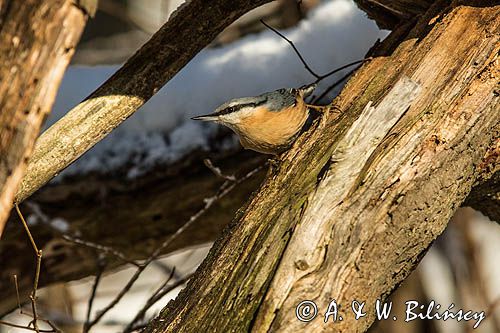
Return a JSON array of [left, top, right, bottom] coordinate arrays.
[[47, 0, 388, 179]]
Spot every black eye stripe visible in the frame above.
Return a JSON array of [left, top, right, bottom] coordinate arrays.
[[215, 98, 268, 116]]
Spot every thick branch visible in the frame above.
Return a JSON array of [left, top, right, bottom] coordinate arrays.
[[0, 0, 91, 236], [144, 1, 499, 332], [15, 0, 273, 204]]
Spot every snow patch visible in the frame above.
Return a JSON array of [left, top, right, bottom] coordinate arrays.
[[47, 0, 388, 179]]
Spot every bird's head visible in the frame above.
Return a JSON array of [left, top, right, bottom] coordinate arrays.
[[191, 83, 317, 125]]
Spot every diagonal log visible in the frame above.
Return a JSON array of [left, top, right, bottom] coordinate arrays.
[[0, 0, 94, 237], [143, 1, 499, 332]]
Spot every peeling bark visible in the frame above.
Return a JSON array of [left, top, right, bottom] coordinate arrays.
[[0, 0, 91, 236]]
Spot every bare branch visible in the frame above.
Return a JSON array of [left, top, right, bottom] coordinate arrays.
[[204, 159, 236, 182], [123, 268, 194, 333], [15, 0, 273, 204], [260, 19, 370, 85], [0, 206, 60, 333], [83, 260, 106, 333], [83, 163, 264, 331]]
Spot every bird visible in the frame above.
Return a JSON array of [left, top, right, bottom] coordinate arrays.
[[191, 83, 317, 155]]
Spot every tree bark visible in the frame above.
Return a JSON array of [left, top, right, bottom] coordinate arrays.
[[14, 0, 273, 204], [0, 0, 93, 236], [463, 138, 499, 222], [143, 1, 499, 332]]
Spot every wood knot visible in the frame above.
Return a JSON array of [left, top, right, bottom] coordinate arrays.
[[294, 259, 309, 271]]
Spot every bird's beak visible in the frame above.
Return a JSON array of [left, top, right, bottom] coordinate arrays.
[[191, 114, 219, 121]]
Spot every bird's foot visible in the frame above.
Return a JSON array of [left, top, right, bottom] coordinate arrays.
[[267, 156, 281, 169]]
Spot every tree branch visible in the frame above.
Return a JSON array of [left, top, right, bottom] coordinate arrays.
[[15, 0, 273, 204], [0, 0, 92, 236]]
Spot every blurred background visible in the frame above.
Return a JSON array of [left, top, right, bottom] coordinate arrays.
[[0, 0, 498, 332]]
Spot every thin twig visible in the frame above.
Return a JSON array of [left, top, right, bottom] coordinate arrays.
[[124, 267, 184, 332], [316, 58, 370, 83], [16, 203, 42, 333], [16, 204, 39, 253], [204, 158, 236, 181], [83, 259, 106, 333], [124, 273, 193, 333], [14, 274, 23, 313], [2, 207, 60, 333], [29, 250, 42, 333], [62, 234, 140, 267], [261, 19, 371, 85], [84, 163, 265, 332], [26, 201, 139, 267], [261, 19, 320, 79], [153, 261, 180, 279]]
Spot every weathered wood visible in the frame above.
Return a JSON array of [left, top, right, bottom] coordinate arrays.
[[143, 1, 499, 332], [15, 0, 273, 204], [0, 0, 92, 236]]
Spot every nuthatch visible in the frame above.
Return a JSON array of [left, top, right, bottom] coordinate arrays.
[[191, 83, 317, 155]]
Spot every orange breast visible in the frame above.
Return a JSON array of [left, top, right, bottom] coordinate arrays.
[[235, 101, 308, 154]]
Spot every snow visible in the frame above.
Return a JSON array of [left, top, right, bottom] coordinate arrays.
[[47, 0, 388, 179]]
